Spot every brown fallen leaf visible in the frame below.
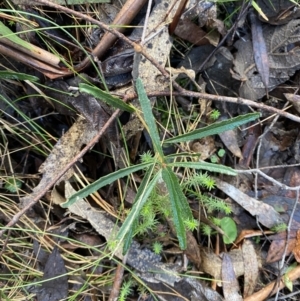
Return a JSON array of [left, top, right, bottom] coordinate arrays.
[[244, 264, 300, 301], [284, 93, 300, 114], [266, 230, 297, 263], [292, 230, 300, 263], [200, 247, 262, 283], [249, 9, 269, 94], [174, 19, 211, 46], [190, 136, 216, 161], [218, 127, 243, 159], [221, 253, 243, 301], [242, 239, 259, 298]]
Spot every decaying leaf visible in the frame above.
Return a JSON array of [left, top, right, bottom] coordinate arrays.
[[132, 0, 179, 92], [123, 0, 180, 140], [233, 19, 300, 100], [292, 230, 300, 263], [63, 181, 124, 258], [256, 0, 300, 25], [218, 128, 243, 159], [221, 253, 243, 301], [200, 247, 262, 283], [249, 9, 269, 93], [215, 178, 284, 228], [20, 117, 99, 208], [36, 246, 68, 301], [242, 239, 259, 298], [285, 93, 300, 114], [267, 231, 297, 263], [190, 136, 216, 160], [174, 18, 211, 46]]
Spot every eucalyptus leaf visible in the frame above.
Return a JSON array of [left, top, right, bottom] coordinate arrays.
[[79, 83, 134, 113], [117, 168, 161, 252], [136, 78, 164, 157], [164, 113, 260, 144], [162, 166, 193, 249], [62, 162, 152, 208], [169, 161, 237, 176]]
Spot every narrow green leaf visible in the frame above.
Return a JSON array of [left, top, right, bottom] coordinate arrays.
[[136, 78, 164, 157], [169, 161, 237, 176], [0, 71, 39, 82], [117, 168, 161, 251], [164, 113, 260, 144], [162, 167, 193, 249], [79, 83, 134, 113], [252, 0, 269, 21], [62, 162, 152, 208], [0, 21, 33, 51], [123, 220, 136, 255]]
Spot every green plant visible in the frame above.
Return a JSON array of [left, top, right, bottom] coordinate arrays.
[[271, 223, 288, 233], [63, 78, 260, 253], [209, 109, 221, 120], [219, 216, 237, 244], [4, 177, 22, 193], [152, 242, 163, 254], [119, 279, 134, 301]]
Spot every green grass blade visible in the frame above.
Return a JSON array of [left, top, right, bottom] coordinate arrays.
[[122, 220, 136, 255], [169, 161, 237, 176], [116, 167, 161, 251], [79, 83, 134, 113], [162, 166, 193, 249], [62, 162, 152, 208], [0, 71, 39, 81], [164, 113, 260, 144], [136, 78, 164, 157], [0, 21, 34, 51]]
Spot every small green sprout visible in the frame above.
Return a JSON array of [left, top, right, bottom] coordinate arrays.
[[218, 148, 226, 157], [184, 218, 199, 231], [271, 223, 287, 233], [119, 279, 133, 301], [210, 109, 221, 120], [5, 178, 22, 193], [153, 241, 163, 254]]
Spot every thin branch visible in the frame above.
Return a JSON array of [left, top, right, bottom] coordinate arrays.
[[236, 168, 300, 191], [122, 90, 300, 123]]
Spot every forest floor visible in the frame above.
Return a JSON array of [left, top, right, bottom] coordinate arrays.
[[1, 1, 300, 301]]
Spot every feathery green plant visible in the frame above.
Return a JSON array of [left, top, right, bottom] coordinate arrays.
[[64, 78, 260, 253]]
